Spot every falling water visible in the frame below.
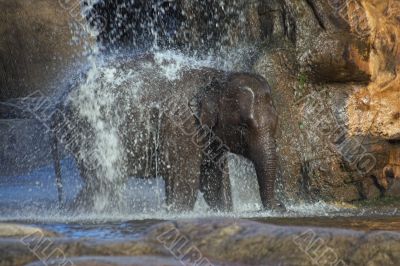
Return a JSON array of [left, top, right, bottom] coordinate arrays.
[[228, 155, 262, 212], [56, 0, 262, 214]]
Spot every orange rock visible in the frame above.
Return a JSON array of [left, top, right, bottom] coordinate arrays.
[[382, 145, 400, 191], [347, 0, 400, 140], [388, 145, 400, 166]]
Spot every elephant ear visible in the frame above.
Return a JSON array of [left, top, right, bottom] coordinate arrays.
[[191, 78, 222, 129]]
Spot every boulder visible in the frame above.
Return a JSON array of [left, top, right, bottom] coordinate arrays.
[[252, 0, 398, 203], [380, 144, 400, 197], [0, 119, 52, 176], [347, 0, 400, 141], [26, 256, 184, 266], [0, 0, 85, 100], [385, 179, 400, 198], [298, 32, 370, 83], [144, 219, 400, 265], [0, 223, 56, 238], [361, 177, 382, 200], [2, 219, 400, 266], [26, 256, 244, 266]]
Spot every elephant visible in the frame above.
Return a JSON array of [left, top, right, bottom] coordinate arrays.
[[50, 54, 283, 212]]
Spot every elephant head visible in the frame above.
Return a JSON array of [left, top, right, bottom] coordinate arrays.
[[197, 72, 282, 210]]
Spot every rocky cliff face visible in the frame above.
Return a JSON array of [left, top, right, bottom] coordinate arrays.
[[347, 0, 400, 141], [0, 0, 85, 100], [250, 0, 399, 203], [347, 0, 400, 200]]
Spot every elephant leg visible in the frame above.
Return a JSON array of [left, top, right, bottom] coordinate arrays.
[[164, 175, 173, 207], [165, 171, 198, 212], [161, 112, 202, 212], [73, 168, 123, 212], [200, 154, 233, 212], [220, 157, 233, 211], [164, 143, 201, 212], [72, 158, 118, 212], [163, 157, 201, 212], [71, 159, 98, 211]]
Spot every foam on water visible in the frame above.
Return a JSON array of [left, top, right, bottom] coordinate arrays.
[[0, 205, 356, 224], [0, 159, 357, 223]]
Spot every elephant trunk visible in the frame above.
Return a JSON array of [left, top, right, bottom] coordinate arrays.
[[250, 130, 277, 209]]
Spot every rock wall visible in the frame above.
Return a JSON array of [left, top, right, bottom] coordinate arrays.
[[347, 0, 400, 140], [88, 0, 260, 55], [0, 119, 52, 177], [0, 0, 85, 100], [251, 0, 399, 203], [253, 0, 359, 202]]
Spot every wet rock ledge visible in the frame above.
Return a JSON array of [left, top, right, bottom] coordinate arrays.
[[1, 219, 400, 266]]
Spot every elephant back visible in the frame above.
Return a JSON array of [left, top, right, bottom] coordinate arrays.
[[58, 54, 225, 181]]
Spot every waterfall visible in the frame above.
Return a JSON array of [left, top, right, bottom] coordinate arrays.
[[228, 154, 263, 212], [58, 0, 261, 213]]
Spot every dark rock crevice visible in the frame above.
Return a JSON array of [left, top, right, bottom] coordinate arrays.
[[305, 0, 326, 30]]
